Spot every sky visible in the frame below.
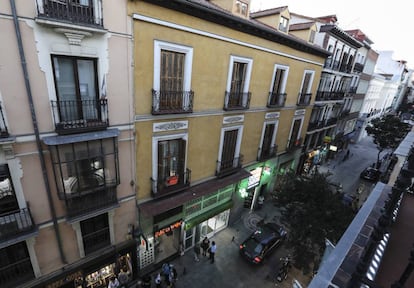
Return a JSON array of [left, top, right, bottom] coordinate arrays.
[[250, 0, 414, 69]]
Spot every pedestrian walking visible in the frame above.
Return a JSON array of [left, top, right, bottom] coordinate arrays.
[[194, 243, 201, 262], [162, 262, 171, 286], [107, 276, 120, 288], [117, 266, 129, 288], [155, 272, 161, 288], [201, 237, 210, 256], [209, 241, 217, 263]]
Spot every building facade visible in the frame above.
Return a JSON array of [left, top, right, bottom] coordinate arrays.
[[0, 1, 137, 287], [129, 0, 328, 272]]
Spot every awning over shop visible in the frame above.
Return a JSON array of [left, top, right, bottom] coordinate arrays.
[[184, 200, 233, 230], [139, 169, 251, 217]]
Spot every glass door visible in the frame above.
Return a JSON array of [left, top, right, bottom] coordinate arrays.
[[184, 227, 195, 251]]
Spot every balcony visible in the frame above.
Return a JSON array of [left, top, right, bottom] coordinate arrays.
[[353, 62, 364, 73], [152, 90, 194, 115], [0, 206, 36, 242], [257, 145, 277, 161], [297, 93, 311, 106], [287, 137, 302, 152], [63, 184, 118, 218], [307, 120, 323, 131], [216, 155, 243, 178], [0, 103, 9, 138], [151, 168, 191, 198], [36, 0, 103, 28], [51, 99, 108, 135], [223, 92, 251, 111], [267, 92, 286, 108], [315, 91, 345, 101]]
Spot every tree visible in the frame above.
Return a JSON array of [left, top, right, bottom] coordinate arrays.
[[275, 171, 355, 273], [365, 114, 411, 167]]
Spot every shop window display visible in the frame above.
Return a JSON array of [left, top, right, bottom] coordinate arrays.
[[84, 254, 132, 288]]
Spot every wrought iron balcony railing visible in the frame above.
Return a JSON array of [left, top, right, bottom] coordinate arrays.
[[151, 168, 191, 198], [287, 137, 302, 152], [64, 184, 118, 218], [152, 90, 194, 115], [224, 92, 251, 110], [216, 155, 243, 178], [297, 93, 311, 106], [0, 102, 9, 138], [36, 0, 103, 28], [353, 62, 364, 73], [257, 145, 277, 161], [267, 92, 287, 108], [316, 91, 345, 101], [0, 206, 36, 242], [51, 99, 108, 135]]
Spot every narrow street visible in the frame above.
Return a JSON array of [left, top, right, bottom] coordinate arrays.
[[138, 136, 383, 288]]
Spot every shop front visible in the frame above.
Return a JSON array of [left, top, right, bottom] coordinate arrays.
[[28, 240, 137, 288], [137, 170, 250, 269]]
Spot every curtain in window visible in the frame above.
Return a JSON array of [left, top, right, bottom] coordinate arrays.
[[262, 124, 275, 156], [160, 50, 184, 92], [230, 62, 246, 95]]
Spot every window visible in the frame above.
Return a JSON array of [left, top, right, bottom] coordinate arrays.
[[268, 65, 289, 107], [217, 124, 243, 176], [259, 121, 278, 160], [309, 30, 316, 43], [152, 130, 189, 196], [80, 213, 110, 255], [225, 56, 252, 110], [279, 16, 289, 32], [52, 56, 99, 123], [158, 139, 186, 186], [0, 242, 34, 287], [51, 138, 118, 196], [287, 112, 304, 150], [153, 41, 193, 114], [236, 1, 248, 16], [0, 164, 18, 214], [298, 70, 314, 105]]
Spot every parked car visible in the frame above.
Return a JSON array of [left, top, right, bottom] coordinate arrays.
[[360, 167, 381, 182], [239, 222, 287, 264]]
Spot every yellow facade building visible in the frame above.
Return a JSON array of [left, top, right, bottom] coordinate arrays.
[[129, 0, 329, 271]]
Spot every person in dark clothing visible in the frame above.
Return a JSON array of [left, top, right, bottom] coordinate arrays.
[[201, 237, 210, 256]]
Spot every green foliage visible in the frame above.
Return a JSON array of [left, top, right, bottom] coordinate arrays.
[[365, 115, 411, 165], [276, 171, 355, 272]]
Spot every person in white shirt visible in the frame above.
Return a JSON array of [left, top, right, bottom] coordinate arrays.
[[209, 241, 217, 263]]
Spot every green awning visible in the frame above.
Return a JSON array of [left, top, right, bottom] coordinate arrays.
[[184, 201, 233, 230]]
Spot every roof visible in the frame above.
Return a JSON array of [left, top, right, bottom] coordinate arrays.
[[140, 0, 330, 58], [289, 22, 315, 31], [319, 24, 363, 48], [250, 6, 288, 18]]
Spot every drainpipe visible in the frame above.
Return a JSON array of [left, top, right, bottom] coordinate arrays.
[[10, 0, 66, 264]]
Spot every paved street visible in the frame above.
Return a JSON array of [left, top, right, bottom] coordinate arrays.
[[135, 136, 382, 288]]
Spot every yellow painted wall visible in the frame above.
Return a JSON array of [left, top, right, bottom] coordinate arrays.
[[130, 1, 325, 199]]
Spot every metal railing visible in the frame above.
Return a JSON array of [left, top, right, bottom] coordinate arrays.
[[0, 207, 36, 241], [36, 0, 103, 27], [224, 92, 251, 110], [216, 155, 243, 177], [287, 137, 302, 151], [152, 90, 194, 114], [0, 103, 9, 138], [64, 185, 117, 218], [151, 168, 191, 197], [257, 145, 277, 161], [297, 93, 311, 106], [51, 99, 108, 135], [267, 92, 287, 108]]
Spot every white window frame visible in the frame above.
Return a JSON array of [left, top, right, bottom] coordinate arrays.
[[288, 112, 305, 145], [226, 55, 253, 93], [153, 40, 193, 91], [269, 64, 289, 93], [217, 125, 243, 170], [152, 133, 188, 183], [299, 70, 315, 94], [258, 120, 279, 159]]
